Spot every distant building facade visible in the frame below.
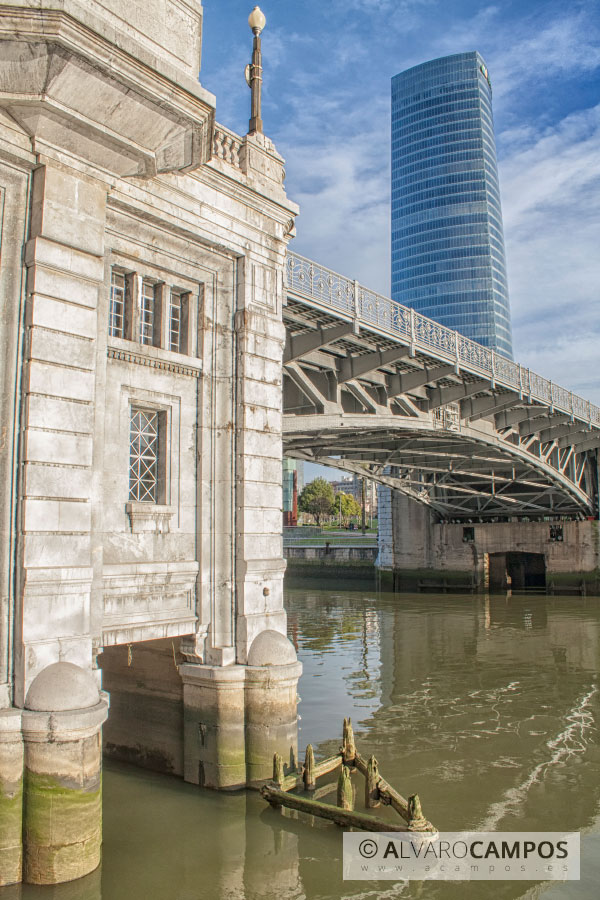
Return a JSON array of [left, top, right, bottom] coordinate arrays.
[[391, 51, 513, 358], [329, 475, 378, 518], [283, 458, 299, 526]]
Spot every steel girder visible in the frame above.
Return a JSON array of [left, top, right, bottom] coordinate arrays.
[[282, 254, 600, 520], [283, 415, 596, 520]]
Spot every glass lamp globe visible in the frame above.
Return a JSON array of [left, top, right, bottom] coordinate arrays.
[[248, 6, 266, 34]]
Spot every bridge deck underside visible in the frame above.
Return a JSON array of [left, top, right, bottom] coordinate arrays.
[[282, 277, 599, 520]]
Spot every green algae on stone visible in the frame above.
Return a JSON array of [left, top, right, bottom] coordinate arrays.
[[23, 771, 101, 847], [0, 777, 23, 886], [0, 777, 23, 834], [23, 771, 102, 885]]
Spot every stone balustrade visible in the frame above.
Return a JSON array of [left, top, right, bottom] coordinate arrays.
[[212, 123, 243, 168]]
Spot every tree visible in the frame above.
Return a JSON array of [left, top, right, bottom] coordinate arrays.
[[298, 477, 335, 526], [335, 491, 361, 526]]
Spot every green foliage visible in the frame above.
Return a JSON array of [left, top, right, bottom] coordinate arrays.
[[299, 477, 335, 525], [335, 491, 361, 524]]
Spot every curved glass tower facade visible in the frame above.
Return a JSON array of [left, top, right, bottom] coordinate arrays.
[[391, 52, 513, 358]]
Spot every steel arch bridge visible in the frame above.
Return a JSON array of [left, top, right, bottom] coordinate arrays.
[[282, 253, 600, 521]]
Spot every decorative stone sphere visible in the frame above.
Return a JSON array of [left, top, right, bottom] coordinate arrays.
[[25, 662, 100, 712], [247, 630, 297, 666]]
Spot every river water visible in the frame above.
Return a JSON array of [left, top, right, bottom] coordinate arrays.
[[17, 581, 600, 900]]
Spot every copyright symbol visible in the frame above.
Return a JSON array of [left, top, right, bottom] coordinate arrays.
[[359, 839, 378, 859]]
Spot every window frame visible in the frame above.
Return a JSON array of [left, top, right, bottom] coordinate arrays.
[[123, 392, 177, 534], [139, 279, 159, 348], [128, 406, 167, 504], [108, 269, 126, 338], [107, 261, 198, 357], [167, 288, 191, 354]]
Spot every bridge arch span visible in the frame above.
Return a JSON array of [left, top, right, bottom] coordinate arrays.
[[283, 413, 597, 520]]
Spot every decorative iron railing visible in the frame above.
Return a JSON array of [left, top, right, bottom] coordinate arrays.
[[285, 252, 600, 428]]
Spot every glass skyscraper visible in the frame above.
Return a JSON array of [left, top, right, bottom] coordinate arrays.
[[391, 52, 513, 358]]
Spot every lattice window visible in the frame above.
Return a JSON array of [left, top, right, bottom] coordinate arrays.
[[129, 408, 159, 502], [140, 281, 155, 346], [109, 270, 125, 337], [169, 290, 182, 352]]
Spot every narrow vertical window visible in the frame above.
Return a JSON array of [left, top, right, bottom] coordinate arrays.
[[109, 270, 125, 337], [168, 290, 182, 352], [167, 290, 190, 354], [129, 409, 159, 502], [139, 280, 155, 346]]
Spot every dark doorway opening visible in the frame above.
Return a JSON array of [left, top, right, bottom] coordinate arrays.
[[489, 552, 546, 592]]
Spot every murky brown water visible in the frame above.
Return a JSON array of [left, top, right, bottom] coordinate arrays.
[[16, 583, 600, 899]]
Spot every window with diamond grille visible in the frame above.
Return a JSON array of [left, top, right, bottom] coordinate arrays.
[[140, 281, 155, 346], [129, 409, 159, 502], [109, 271, 125, 337]]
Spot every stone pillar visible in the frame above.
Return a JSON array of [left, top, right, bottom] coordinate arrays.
[[375, 484, 394, 576], [181, 631, 301, 789], [16, 163, 107, 705], [245, 631, 302, 783], [233, 299, 289, 665], [0, 710, 23, 886], [21, 663, 108, 885], [0, 158, 32, 711], [181, 664, 247, 790]]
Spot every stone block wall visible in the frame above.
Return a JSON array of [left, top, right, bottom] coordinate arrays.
[[375, 485, 394, 571], [377, 491, 600, 592], [0, 0, 302, 885]]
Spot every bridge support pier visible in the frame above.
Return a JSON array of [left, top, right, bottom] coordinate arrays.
[[22, 703, 108, 884], [182, 665, 247, 789], [377, 490, 600, 593], [0, 711, 23, 886], [0, 664, 108, 887], [181, 633, 301, 789], [245, 658, 302, 784]]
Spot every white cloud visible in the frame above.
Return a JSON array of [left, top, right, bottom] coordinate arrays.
[[428, 5, 600, 109], [489, 11, 600, 100], [335, 0, 434, 25], [499, 104, 600, 401], [283, 130, 390, 292]]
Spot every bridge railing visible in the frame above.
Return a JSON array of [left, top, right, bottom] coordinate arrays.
[[285, 252, 600, 428]]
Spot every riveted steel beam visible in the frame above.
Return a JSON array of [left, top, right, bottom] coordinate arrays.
[[284, 322, 355, 363], [426, 378, 490, 411], [337, 345, 412, 384], [461, 392, 522, 422], [495, 406, 547, 429], [519, 414, 572, 437], [387, 363, 456, 399]]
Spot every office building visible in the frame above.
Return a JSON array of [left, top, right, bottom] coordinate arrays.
[[391, 52, 513, 358]]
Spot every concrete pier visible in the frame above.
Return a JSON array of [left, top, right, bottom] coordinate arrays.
[[377, 489, 600, 593]]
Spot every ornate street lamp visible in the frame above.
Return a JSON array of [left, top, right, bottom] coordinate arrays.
[[246, 6, 266, 134]]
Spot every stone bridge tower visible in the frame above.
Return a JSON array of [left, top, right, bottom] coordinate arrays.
[[0, 0, 299, 885]]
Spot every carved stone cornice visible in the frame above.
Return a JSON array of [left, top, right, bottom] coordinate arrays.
[[0, 6, 215, 177], [107, 346, 202, 377]]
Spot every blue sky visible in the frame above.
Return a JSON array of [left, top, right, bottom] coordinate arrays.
[[201, 0, 600, 432]]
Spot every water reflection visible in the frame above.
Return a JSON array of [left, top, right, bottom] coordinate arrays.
[[16, 587, 600, 900]]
